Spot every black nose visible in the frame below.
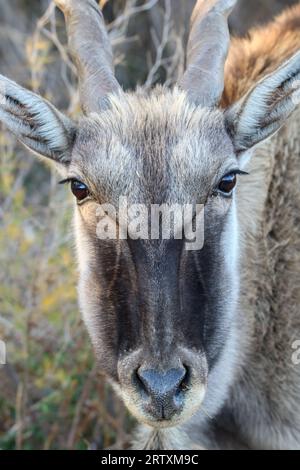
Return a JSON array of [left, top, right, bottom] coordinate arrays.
[[136, 367, 188, 420]]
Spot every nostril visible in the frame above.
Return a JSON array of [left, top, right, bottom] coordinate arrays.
[[134, 368, 150, 398], [178, 364, 190, 392]]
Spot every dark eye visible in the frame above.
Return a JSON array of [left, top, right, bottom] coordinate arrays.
[[71, 180, 89, 201], [218, 173, 237, 196]]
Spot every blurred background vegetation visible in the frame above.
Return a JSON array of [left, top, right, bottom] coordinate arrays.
[[0, 0, 298, 450]]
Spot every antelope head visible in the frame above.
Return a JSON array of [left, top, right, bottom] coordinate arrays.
[[1, 0, 300, 429]]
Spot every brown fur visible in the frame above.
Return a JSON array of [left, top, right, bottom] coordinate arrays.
[[222, 4, 300, 106], [212, 112, 300, 449], [135, 1, 300, 449], [211, 3, 300, 448]]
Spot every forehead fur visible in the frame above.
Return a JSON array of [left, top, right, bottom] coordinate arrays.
[[70, 86, 235, 205]]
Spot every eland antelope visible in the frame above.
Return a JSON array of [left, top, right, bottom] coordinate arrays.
[[1, 0, 300, 449]]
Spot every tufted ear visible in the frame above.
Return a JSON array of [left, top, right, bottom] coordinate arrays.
[[0, 75, 76, 165], [225, 51, 300, 154]]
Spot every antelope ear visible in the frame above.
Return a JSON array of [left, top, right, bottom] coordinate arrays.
[[225, 51, 300, 154], [0, 75, 76, 165]]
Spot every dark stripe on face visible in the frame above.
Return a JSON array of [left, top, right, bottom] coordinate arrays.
[[81, 207, 236, 379]]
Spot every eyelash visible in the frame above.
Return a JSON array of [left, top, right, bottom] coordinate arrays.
[[213, 169, 249, 197], [59, 178, 91, 202], [223, 169, 249, 177], [59, 171, 249, 202], [59, 178, 79, 185]]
